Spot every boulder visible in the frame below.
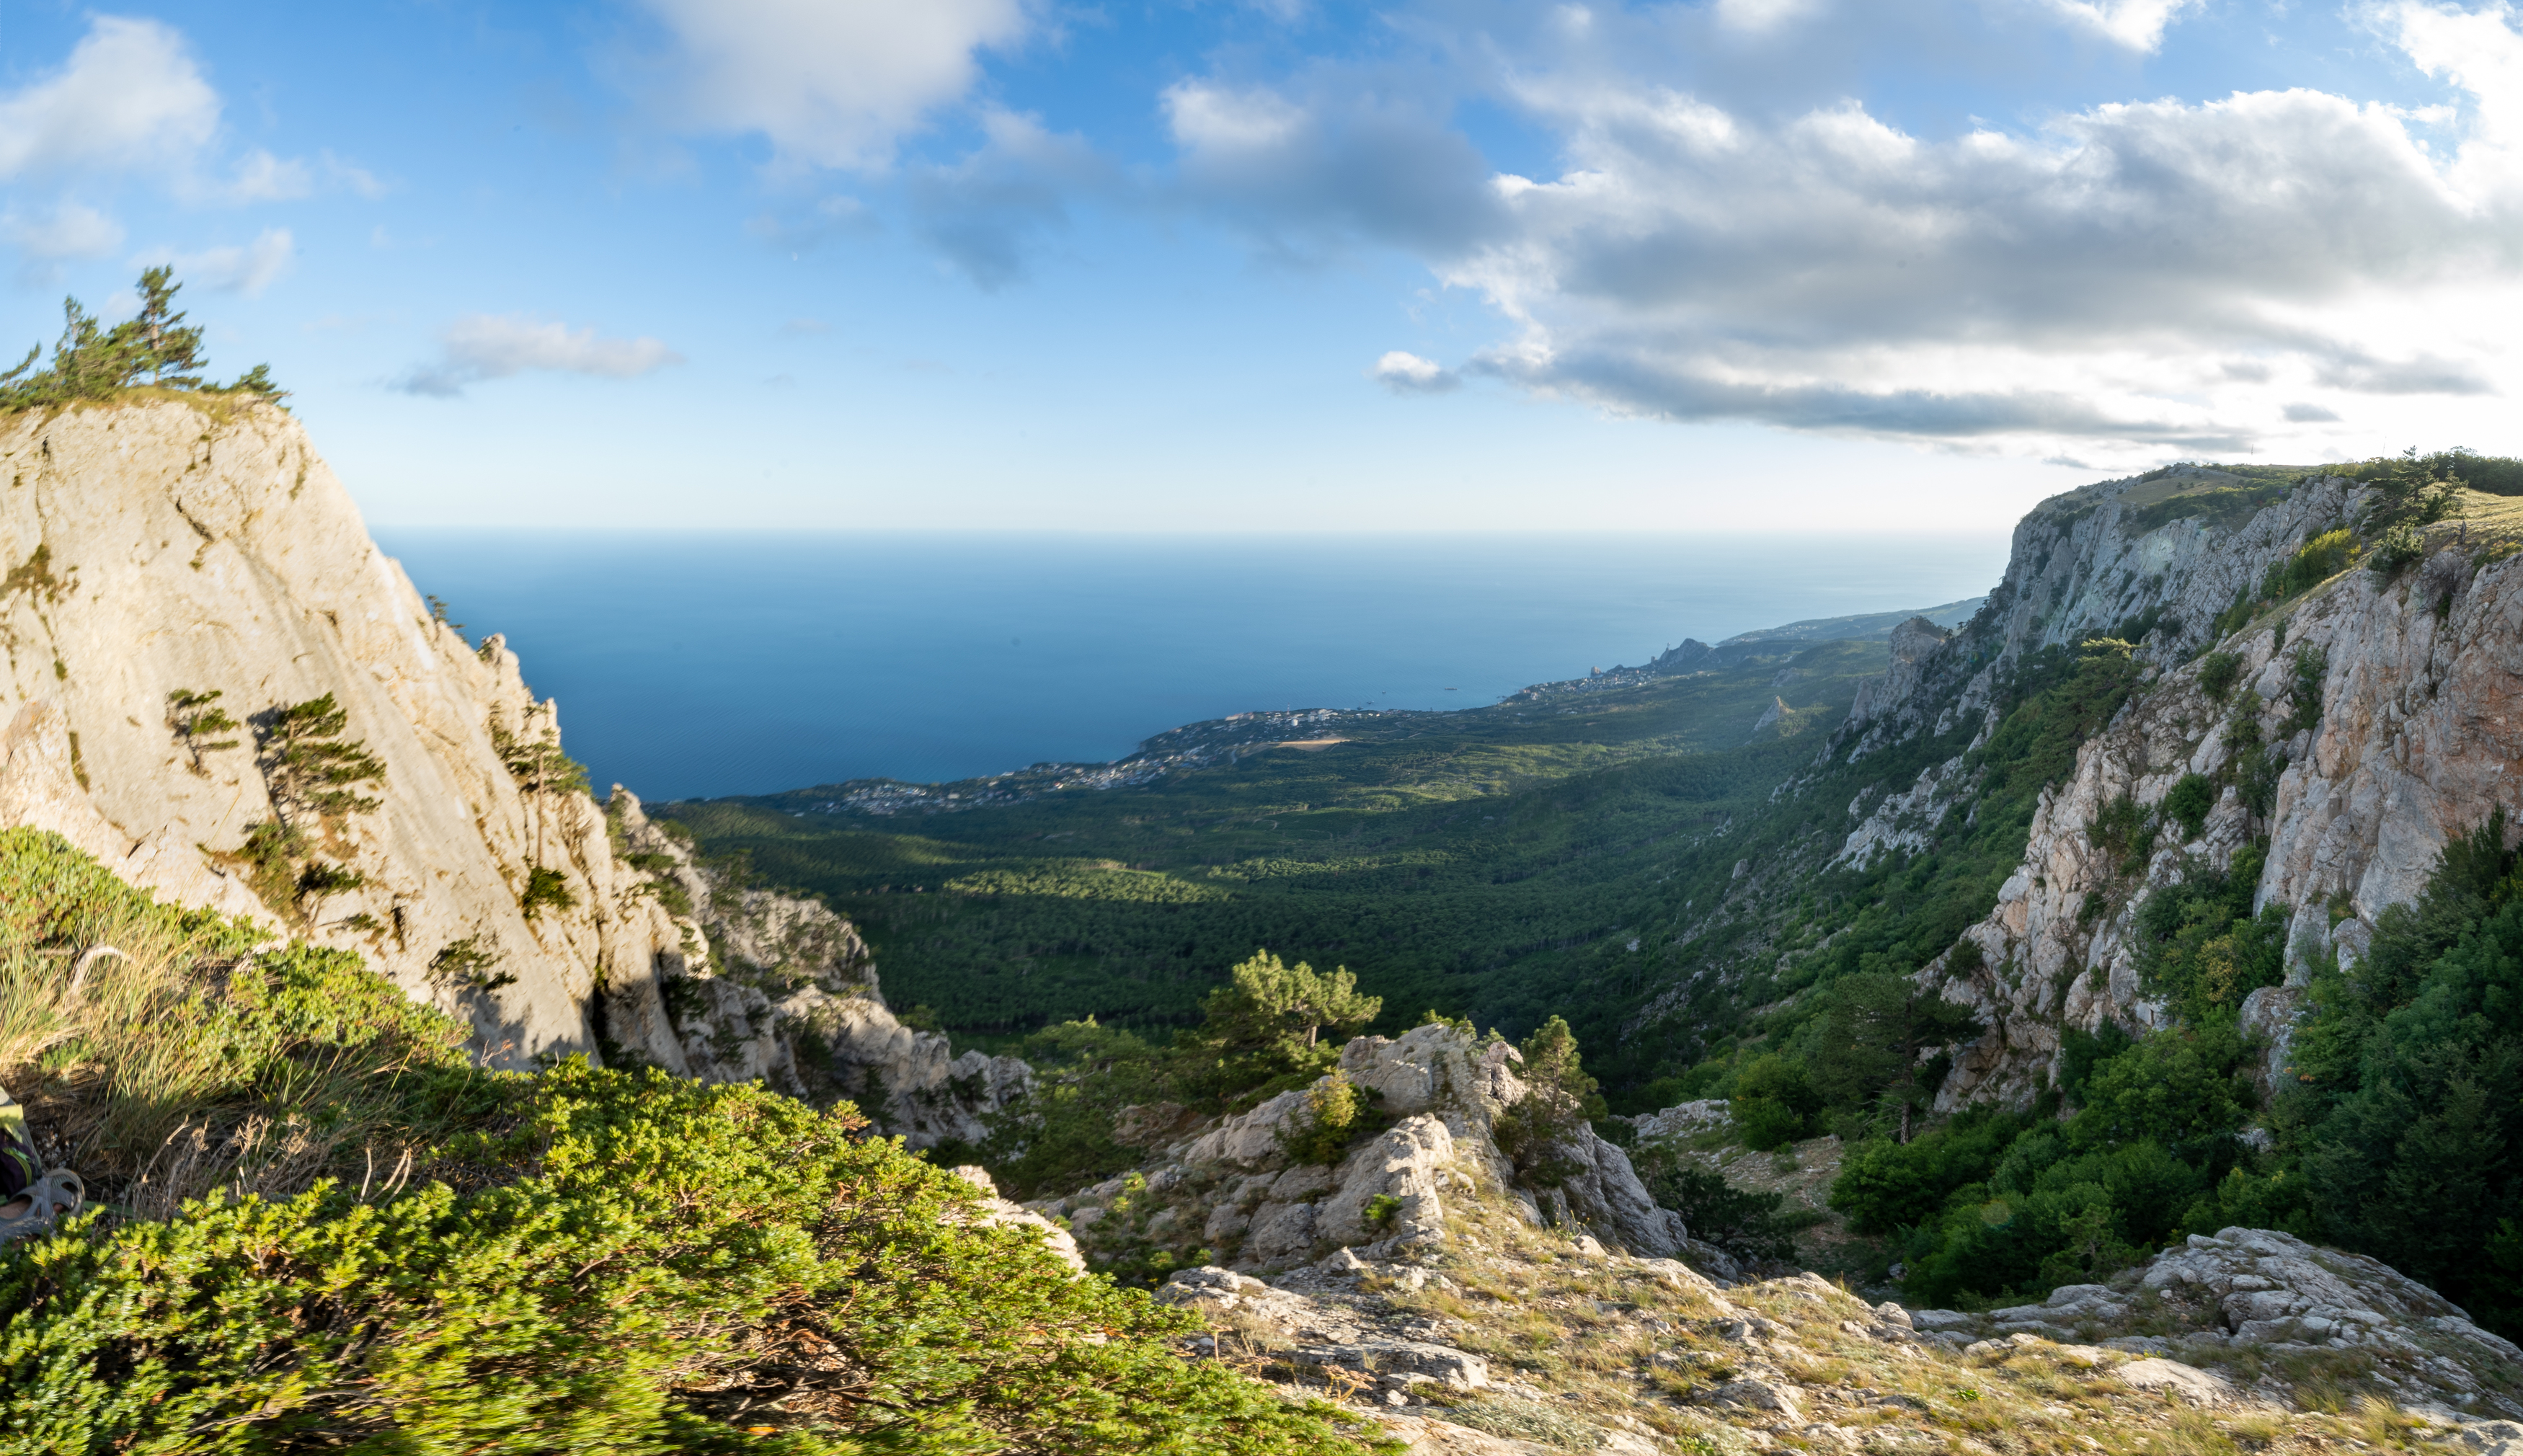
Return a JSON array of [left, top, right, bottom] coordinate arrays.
[[948, 1166, 1085, 1274], [1290, 1341, 1489, 1390], [2114, 1358, 2236, 1408]]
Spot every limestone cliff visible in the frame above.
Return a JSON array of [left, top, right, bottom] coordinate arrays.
[[1819, 461, 2523, 1108], [0, 397, 1029, 1145], [0, 397, 697, 1067]]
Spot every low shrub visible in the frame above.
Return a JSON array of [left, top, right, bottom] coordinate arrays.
[[2162, 773, 2216, 841], [2196, 652, 2243, 702], [0, 1064, 1374, 1453]]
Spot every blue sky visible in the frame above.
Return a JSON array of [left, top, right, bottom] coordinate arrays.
[[4, 0, 2520, 531]]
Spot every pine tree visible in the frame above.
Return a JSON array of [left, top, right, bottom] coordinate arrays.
[[1, 270, 280, 410], [166, 688, 241, 772], [257, 693, 385, 823]]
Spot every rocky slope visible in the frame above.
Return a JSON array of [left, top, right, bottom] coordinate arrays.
[[0, 397, 697, 1066], [1125, 1067, 2521, 1453]]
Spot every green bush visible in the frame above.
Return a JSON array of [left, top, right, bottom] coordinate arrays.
[[0, 1062, 1374, 1453], [2161, 773, 2216, 841], [2365, 522, 2425, 579], [1829, 1109, 2031, 1235], [1729, 1052, 1821, 1152], [1494, 1015, 1608, 1178], [1280, 1068, 1365, 1165], [2196, 652, 2243, 702], [2086, 792, 2157, 876], [2267, 529, 2356, 599], [518, 865, 576, 919], [0, 833, 1375, 1452], [0, 269, 283, 412]]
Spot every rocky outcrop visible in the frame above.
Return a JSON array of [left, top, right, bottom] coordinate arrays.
[[610, 788, 1030, 1144], [1034, 1022, 1682, 1275], [949, 1164, 1086, 1273], [1906, 1227, 2521, 1417], [1843, 616, 1948, 740], [0, 398, 688, 1067], [1835, 467, 2374, 760]]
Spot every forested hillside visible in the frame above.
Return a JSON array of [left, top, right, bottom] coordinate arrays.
[[668, 630, 1905, 1054]]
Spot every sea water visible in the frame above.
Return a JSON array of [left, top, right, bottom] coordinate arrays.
[[376, 531, 2010, 802]]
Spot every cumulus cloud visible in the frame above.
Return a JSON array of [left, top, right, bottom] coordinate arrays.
[[397, 315, 684, 397], [1149, 1, 2523, 462], [141, 228, 296, 296], [632, 0, 1032, 169], [1438, 74, 2523, 458], [1373, 351, 1460, 393], [0, 17, 218, 180], [1163, 79, 1509, 264]]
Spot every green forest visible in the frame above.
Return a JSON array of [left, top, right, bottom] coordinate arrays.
[[665, 634, 1892, 1061]]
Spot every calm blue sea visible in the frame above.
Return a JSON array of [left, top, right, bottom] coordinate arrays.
[[373, 532, 2011, 802]]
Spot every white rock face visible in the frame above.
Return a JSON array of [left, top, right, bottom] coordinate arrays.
[[0, 398, 1027, 1145], [2113, 1358, 2238, 1407], [948, 1165, 1086, 1274], [0, 399, 688, 1067], [1833, 465, 2523, 1108]]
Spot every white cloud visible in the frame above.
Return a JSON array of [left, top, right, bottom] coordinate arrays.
[[1, 202, 125, 261], [633, 0, 1032, 169], [905, 109, 1109, 288], [1151, 1, 2523, 463], [1163, 80, 1507, 262], [397, 315, 684, 397], [2035, 0, 2199, 50], [1713, 0, 1827, 32], [1165, 82, 1309, 153], [144, 228, 296, 296], [209, 148, 312, 203], [1373, 350, 1460, 393], [0, 17, 219, 180], [322, 151, 390, 200], [1431, 73, 2522, 460]]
